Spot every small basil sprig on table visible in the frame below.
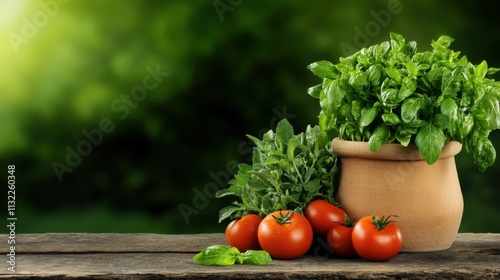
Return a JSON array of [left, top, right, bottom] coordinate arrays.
[[308, 32, 500, 171], [193, 245, 272, 266], [215, 119, 338, 222]]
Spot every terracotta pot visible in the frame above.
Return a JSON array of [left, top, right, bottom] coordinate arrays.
[[332, 138, 463, 252]]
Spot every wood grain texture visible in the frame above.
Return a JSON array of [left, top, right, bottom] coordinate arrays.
[[3, 233, 226, 253], [0, 233, 498, 279]]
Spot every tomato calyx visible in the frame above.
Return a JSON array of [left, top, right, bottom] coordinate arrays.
[[272, 210, 294, 224], [371, 214, 399, 231], [342, 213, 356, 228]]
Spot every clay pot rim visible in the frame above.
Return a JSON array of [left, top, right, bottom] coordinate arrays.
[[331, 138, 462, 161]]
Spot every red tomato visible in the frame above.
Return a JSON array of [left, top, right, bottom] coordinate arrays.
[[225, 214, 263, 252], [352, 215, 402, 261], [327, 215, 358, 258], [305, 199, 346, 237], [257, 210, 313, 259]]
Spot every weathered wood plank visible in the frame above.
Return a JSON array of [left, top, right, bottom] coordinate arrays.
[[0, 233, 226, 253], [2, 249, 499, 279], [0, 233, 498, 279], [1, 232, 497, 254]]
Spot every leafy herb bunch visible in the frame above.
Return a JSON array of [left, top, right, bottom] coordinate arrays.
[[216, 119, 337, 222], [308, 32, 500, 171]]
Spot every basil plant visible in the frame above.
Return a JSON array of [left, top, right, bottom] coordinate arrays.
[[308, 32, 500, 171]]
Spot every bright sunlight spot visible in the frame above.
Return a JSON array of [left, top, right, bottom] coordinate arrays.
[[0, 0, 26, 27]]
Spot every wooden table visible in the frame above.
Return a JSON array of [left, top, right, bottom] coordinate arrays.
[[1, 233, 499, 279]]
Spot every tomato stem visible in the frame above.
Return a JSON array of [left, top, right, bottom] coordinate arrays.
[[272, 210, 293, 224], [371, 214, 399, 231], [342, 213, 356, 228]]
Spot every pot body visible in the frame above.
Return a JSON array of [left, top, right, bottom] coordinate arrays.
[[332, 138, 464, 252]]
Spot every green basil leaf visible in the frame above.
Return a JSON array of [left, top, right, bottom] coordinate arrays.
[[360, 106, 378, 127], [395, 126, 413, 147], [276, 119, 294, 145], [475, 60, 488, 81], [460, 114, 475, 137], [351, 100, 362, 121], [401, 97, 423, 123], [441, 67, 463, 98], [486, 67, 500, 75], [348, 70, 368, 91], [319, 111, 336, 131], [415, 123, 446, 165], [381, 88, 400, 107], [390, 32, 405, 51], [433, 113, 451, 130], [398, 76, 417, 100], [386, 68, 402, 83], [193, 245, 236, 266], [440, 98, 458, 119], [405, 61, 418, 77], [431, 35, 454, 51], [307, 84, 322, 99], [308, 61, 337, 79], [382, 112, 400, 125], [368, 124, 390, 152], [241, 250, 272, 265], [474, 138, 496, 172], [328, 80, 346, 110], [479, 94, 500, 130], [367, 64, 384, 88]]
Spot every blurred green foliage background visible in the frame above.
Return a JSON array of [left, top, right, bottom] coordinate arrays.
[[1, 0, 499, 234]]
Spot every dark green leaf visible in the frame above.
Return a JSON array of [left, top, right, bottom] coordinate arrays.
[[351, 100, 362, 121], [217, 206, 240, 223], [247, 179, 269, 190], [441, 67, 463, 98], [368, 124, 390, 152], [433, 113, 451, 129], [415, 123, 447, 165], [360, 106, 378, 127], [460, 114, 474, 137], [276, 119, 294, 145], [395, 126, 413, 147], [398, 77, 417, 100], [348, 70, 368, 91], [474, 138, 496, 172], [382, 112, 400, 125], [401, 97, 423, 123], [440, 98, 458, 120], [479, 94, 500, 130], [304, 179, 321, 193], [367, 64, 384, 87], [331, 80, 347, 109]]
